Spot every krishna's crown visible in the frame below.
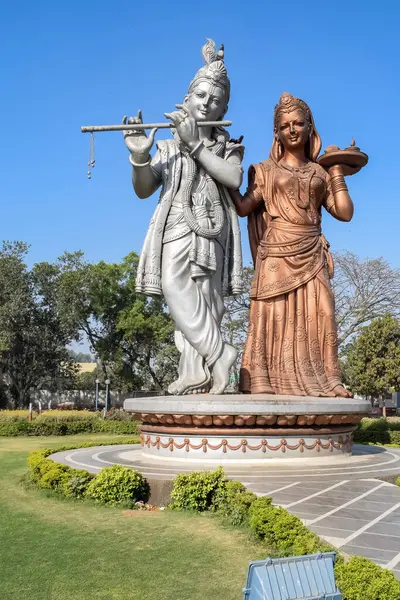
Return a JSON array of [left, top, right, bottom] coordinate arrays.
[[188, 38, 230, 103]]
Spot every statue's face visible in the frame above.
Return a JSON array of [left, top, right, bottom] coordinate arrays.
[[185, 81, 226, 122], [277, 109, 310, 152]]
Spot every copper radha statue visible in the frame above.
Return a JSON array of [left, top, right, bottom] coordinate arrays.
[[230, 92, 367, 398]]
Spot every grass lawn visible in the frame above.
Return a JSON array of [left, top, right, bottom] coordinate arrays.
[[0, 434, 266, 600]]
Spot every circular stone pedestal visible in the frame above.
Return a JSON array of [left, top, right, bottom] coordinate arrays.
[[124, 394, 371, 462]]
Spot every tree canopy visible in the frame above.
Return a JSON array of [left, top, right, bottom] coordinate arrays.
[[1, 241, 399, 406], [40, 250, 179, 392], [343, 315, 400, 398], [0, 242, 77, 408]]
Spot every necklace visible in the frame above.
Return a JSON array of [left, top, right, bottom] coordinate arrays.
[[279, 161, 315, 210]]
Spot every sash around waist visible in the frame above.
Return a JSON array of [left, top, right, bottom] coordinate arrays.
[[268, 221, 321, 236], [258, 222, 322, 259]]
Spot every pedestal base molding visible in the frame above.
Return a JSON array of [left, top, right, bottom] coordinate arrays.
[[125, 394, 370, 461], [139, 430, 353, 460]]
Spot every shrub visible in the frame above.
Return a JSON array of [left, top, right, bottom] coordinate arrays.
[[104, 409, 137, 421], [291, 531, 332, 556], [353, 418, 390, 444], [389, 430, 400, 445], [247, 496, 273, 536], [396, 476, 400, 487], [40, 464, 69, 490], [170, 467, 227, 512], [63, 470, 95, 498], [93, 420, 139, 435], [335, 556, 400, 600], [85, 465, 148, 507], [212, 479, 246, 507], [27, 438, 140, 480], [213, 480, 257, 525], [27, 441, 141, 503], [0, 420, 31, 436], [0, 411, 139, 436], [353, 417, 400, 446], [27, 449, 53, 482], [248, 497, 331, 556], [37, 463, 94, 495], [226, 490, 258, 526], [30, 419, 70, 436]]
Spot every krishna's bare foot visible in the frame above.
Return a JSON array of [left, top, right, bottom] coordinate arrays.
[[168, 380, 180, 395], [331, 385, 353, 398], [180, 373, 210, 395], [209, 344, 237, 395], [187, 382, 211, 395], [168, 361, 209, 396]]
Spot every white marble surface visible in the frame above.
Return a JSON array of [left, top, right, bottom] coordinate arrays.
[[124, 394, 371, 416]]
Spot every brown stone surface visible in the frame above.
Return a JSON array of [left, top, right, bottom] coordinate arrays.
[[136, 412, 364, 427]]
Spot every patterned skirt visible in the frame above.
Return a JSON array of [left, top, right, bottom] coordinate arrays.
[[239, 267, 342, 396]]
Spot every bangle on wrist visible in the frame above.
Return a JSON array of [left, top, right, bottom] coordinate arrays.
[[331, 174, 348, 194], [189, 139, 204, 158], [329, 166, 344, 178], [129, 154, 151, 167]]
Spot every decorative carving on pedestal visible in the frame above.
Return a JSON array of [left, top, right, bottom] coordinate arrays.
[[140, 433, 353, 454], [134, 412, 363, 427]]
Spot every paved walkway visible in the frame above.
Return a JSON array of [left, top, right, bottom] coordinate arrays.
[[51, 444, 400, 578]]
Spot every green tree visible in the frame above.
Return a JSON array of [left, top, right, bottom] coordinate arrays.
[[43, 250, 178, 391], [0, 242, 77, 408], [68, 350, 94, 363], [344, 315, 400, 398], [74, 369, 99, 391]]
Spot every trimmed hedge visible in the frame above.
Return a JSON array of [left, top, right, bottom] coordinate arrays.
[[169, 468, 333, 554], [214, 480, 258, 525], [353, 418, 400, 445], [335, 556, 400, 600], [27, 438, 147, 507], [85, 465, 148, 506], [0, 411, 139, 436], [170, 467, 400, 600], [249, 497, 333, 556], [170, 466, 227, 512]]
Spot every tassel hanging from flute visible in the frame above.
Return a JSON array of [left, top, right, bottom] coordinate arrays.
[[87, 133, 95, 179]]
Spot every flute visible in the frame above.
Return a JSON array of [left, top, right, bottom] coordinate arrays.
[[81, 120, 232, 133], [82, 120, 233, 178]]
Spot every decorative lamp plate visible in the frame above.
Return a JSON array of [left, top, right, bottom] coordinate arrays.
[[317, 143, 368, 172]]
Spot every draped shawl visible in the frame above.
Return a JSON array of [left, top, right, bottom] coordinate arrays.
[[135, 138, 244, 296], [248, 157, 334, 301]]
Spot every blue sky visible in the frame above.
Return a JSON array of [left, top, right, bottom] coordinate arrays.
[[1, 0, 399, 270]]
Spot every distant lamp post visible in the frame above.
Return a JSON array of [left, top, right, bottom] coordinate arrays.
[[95, 379, 100, 411], [105, 379, 110, 413]]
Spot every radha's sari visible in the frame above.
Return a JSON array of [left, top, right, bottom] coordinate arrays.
[[240, 156, 342, 396]]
